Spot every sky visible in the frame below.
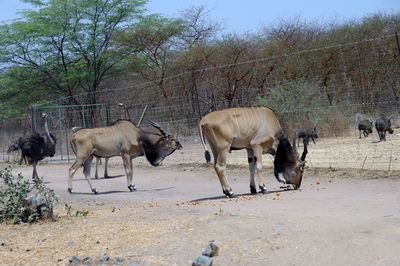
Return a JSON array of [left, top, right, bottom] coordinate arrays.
[[1, 0, 399, 34]]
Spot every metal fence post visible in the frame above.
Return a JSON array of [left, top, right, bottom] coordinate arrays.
[[30, 106, 35, 133], [82, 106, 86, 128], [106, 102, 109, 125], [58, 107, 63, 160]]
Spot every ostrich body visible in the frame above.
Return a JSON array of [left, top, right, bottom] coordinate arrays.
[[7, 113, 57, 179]]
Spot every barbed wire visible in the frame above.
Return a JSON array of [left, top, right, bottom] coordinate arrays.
[[23, 33, 397, 108]]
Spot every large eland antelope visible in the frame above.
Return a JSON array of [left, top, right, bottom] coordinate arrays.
[[68, 120, 182, 194], [199, 107, 307, 197]]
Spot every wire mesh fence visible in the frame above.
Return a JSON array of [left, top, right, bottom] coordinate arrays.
[[1, 34, 400, 173]]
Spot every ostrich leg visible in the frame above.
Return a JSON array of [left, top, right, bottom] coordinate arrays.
[[32, 161, 39, 180]]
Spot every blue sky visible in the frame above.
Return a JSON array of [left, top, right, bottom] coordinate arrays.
[[1, 0, 399, 34]]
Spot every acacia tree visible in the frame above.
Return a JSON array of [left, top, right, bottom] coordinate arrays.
[[116, 6, 220, 107], [0, 0, 146, 123]]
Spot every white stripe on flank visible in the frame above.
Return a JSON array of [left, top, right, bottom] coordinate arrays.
[[234, 112, 240, 136]]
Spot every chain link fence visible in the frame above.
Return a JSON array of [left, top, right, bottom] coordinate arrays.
[[1, 34, 400, 172]]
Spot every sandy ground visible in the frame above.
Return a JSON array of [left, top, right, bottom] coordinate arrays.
[[0, 161, 400, 265]]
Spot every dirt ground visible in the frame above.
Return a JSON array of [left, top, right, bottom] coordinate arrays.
[[0, 161, 400, 265]]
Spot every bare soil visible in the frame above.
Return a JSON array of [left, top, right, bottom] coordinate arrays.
[[0, 161, 400, 265]]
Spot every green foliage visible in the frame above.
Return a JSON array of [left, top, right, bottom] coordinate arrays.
[[34, 177, 59, 214], [0, 0, 148, 118], [0, 166, 59, 224], [0, 167, 35, 224], [258, 79, 356, 136], [258, 79, 319, 113], [65, 204, 89, 217]]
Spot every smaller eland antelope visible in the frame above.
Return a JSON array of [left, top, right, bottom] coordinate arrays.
[[199, 107, 307, 197], [68, 120, 182, 194]]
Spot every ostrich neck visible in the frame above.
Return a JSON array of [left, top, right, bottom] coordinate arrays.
[[44, 117, 55, 145]]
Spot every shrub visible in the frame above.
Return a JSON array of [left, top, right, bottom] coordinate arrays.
[[65, 204, 89, 217], [0, 166, 59, 224], [0, 167, 34, 224]]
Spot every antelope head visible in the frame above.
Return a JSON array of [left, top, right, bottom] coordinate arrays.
[[274, 132, 307, 190], [143, 120, 182, 166]]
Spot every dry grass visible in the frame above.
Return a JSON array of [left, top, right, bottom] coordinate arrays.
[[0, 205, 212, 265]]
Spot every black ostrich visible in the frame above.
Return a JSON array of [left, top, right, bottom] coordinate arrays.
[[7, 113, 57, 179]]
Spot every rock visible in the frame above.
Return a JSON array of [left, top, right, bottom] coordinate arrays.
[[202, 240, 219, 257], [1, 243, 7, 247], [39, 206, 53, 220], [100, 256, 110, 262], [83, 257, 93, 262], [24, 193, 54, 220], [192, 255, 212, 266], [116, 258, 124, 262], [68, 242, 75, 247], [24, 194, 45, 208], [275, 222, 286, 227], [38, 238, 47, 243], [69, 256, 81, 263]]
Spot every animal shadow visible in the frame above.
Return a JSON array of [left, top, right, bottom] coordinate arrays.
[[97, 174, 124, 179], [191, 188, 295, 203], [70, 190, 129, 195]]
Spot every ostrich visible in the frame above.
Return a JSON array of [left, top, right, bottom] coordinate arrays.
[[7, 113, 57, 179], [7, 135, 29, 164]]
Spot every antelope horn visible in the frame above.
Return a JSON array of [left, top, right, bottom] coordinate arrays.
[[300, 139, 308, 162], [301, 147, 308, 162], [292, 132, 299, 158], [147, 120, 169, 136]]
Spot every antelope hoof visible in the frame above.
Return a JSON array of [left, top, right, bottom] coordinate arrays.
[[68, 188, 73, 194], [250, 186, 257, 194], [128, 185, 136, 192], [223, 189, 234, 198], [92, 189, 98, 194], [259, 184, 268, 194]]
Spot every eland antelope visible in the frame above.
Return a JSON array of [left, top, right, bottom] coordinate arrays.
[[199, 107, 307, 197], [68, 120, 182, 194]]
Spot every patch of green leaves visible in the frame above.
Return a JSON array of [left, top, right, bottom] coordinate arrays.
[[0, 166, 59, 224], [65, 204, 89, 217], [0, 167, 35, 224]]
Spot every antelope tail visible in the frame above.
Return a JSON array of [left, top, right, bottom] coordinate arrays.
[[199, 124, 211, 163], [70, 139, 77, 156]]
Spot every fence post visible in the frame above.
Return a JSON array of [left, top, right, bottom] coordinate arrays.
[[58, 107, 63, 160], [82, 106, 86, 128], [396, 32, 400, 63], [30, 106, 35, 133], [106, 102, 110, 125]]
